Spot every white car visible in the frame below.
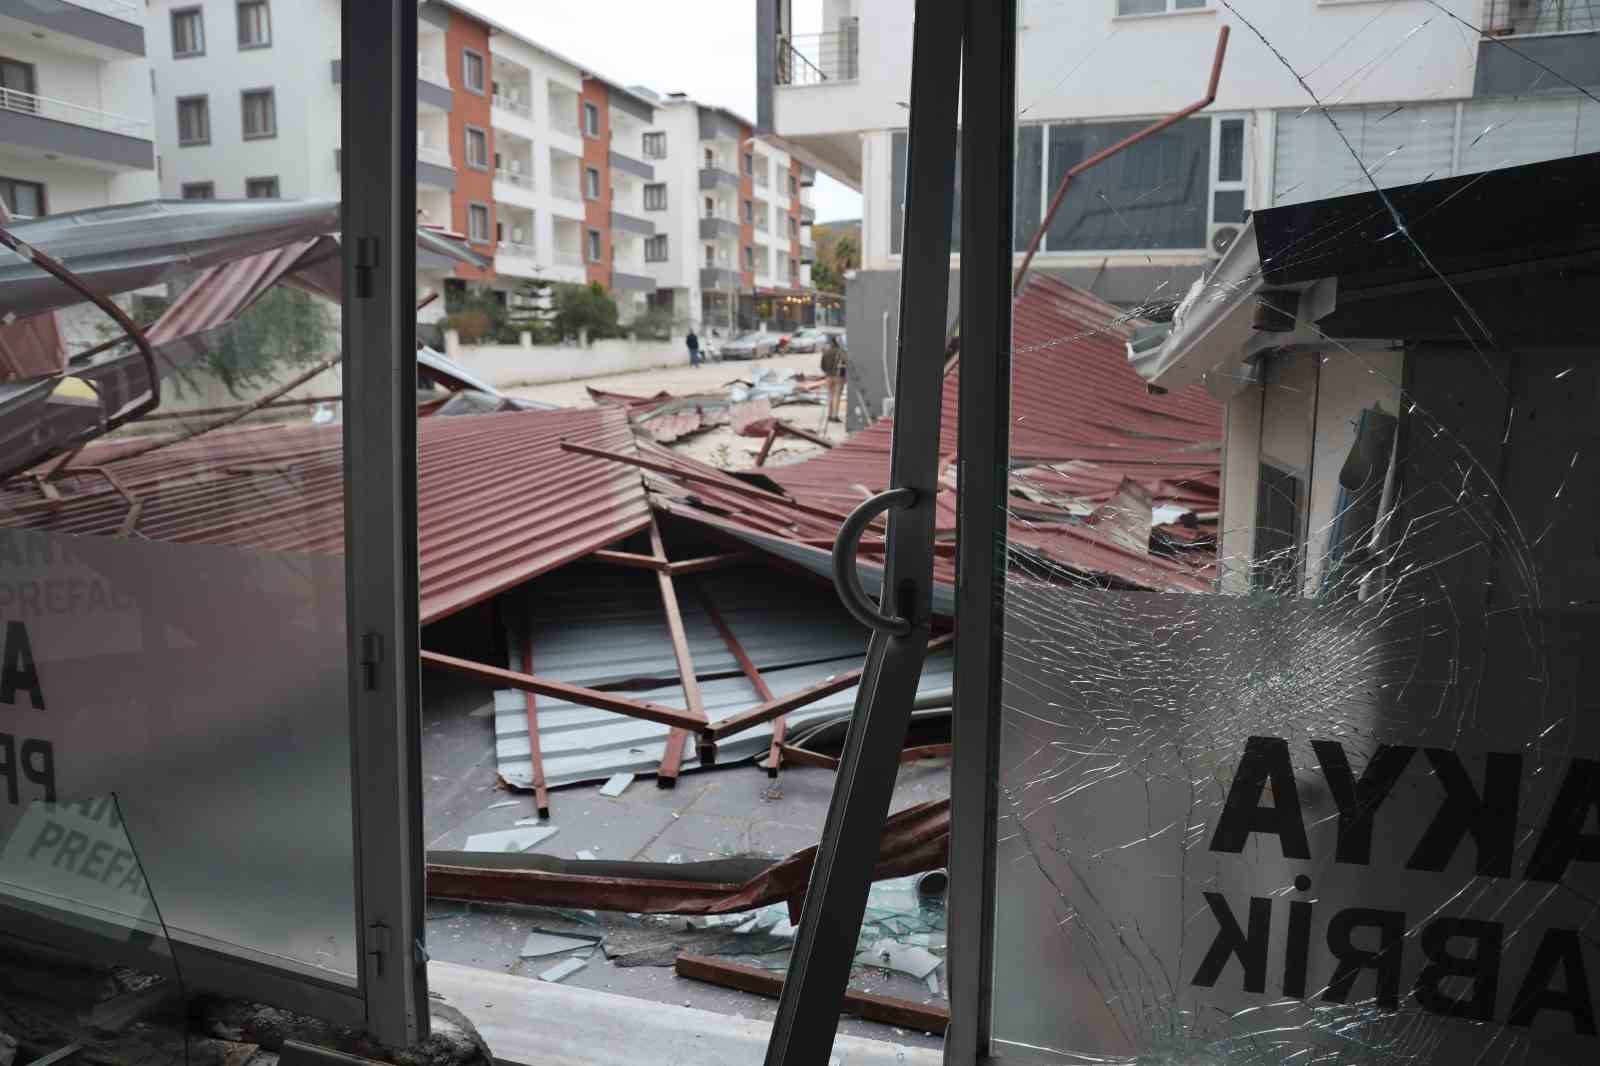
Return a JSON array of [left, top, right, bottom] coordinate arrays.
[[719, 330, 779, 360]]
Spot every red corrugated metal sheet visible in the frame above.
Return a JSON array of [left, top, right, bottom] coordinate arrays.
[[0, 405, 650, 623], [146, 238, 330, 347]]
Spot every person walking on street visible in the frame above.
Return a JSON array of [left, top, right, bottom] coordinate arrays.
[[821, 335, 846, 423], [686, 328, 703, 367]]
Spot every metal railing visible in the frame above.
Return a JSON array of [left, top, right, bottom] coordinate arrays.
[[497, 241, 538, 260], [495, 168, 534, 189], [1484, 0, 1600, 34], [418, 144, 452, 168], [0, 87, 151, 138], [550, 110, 581, 137], [418, 57, 449, 87], [66, 0, 141, 22], [551, 179, 582, 202], [493, 94, 532, 118], [776, 28, 860, 86]]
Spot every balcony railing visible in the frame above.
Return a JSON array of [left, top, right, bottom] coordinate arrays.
[[776, 27, 860, 86], [418, 57, 449, 87], [495, 168, 534, 189], [550, 111, 581, 137], [0, 88, 150, 139], [1484, 0, 1600, 35], [554, 250, 584, 267], [498, 242, 538, 260], [66, 0, 141, 23], [551, 179, 582, 202], [493, 94, 532, 119], [418, 144, 452, 168]]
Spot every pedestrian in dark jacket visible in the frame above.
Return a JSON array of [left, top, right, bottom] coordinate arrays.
[[822, 336, 846, 423], [686, 329, 703, 367]]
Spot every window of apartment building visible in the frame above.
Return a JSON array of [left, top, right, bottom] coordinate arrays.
[[0, 58, 35, 113], [789, 174, 798, 197], [177, 95, 210, 146], [644, 183, 667, 211], [462, 49, 485, 94], [645, 234, 668, 262], [245, 176, 279, 199], [704, 245, 714, 267], [583, 102, 600, 137], [742, 152, 753, 175], [704, 196, 716, 218], [789, 257, 798, 282], [586, 228, 603, 262], [237, 1, 270, 48], [585, 167, 601, 199], [241, 89, 276, 139], [754, 156, 769, 187], [789, 216, 798, 239], [742, 199, 753, 223], [755, 201, 769, 231], [0, 177, 44, 218], [465, 126, 488, 169], [172, 7, 205, 58], [743, 245, 754, 270], [703, 147, 715, 168], [468, 202, 490, 243], [642, 132, 666, 159], [180, 182, 215, 201], [1116, 0, 1208, 14]]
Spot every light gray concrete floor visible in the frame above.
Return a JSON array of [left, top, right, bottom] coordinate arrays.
[[422, 671, 949, 1050]]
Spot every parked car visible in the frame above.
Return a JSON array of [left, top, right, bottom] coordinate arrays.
[[719, 330, 780, 359], [785, 328, 831, 353]]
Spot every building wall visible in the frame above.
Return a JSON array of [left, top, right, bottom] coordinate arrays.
[[445, 7, 494, 281], [738, 119, 754, 290], [580, 78, 612, 288], [640, 98, 701, 315], [788, 157, 802, 287]]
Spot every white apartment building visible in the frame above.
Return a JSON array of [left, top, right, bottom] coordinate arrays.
[[758, 0, 1600, 419], [0, 0, 157, 218], [633, 89, 817, 333]]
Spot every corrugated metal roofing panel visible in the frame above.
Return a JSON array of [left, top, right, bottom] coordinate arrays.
[[0, 405, 651, 623], [494, 652, 955, 790]]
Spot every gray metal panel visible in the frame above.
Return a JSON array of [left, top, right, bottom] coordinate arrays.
[[799, 203, 816, 222], [756, 0, 776, 133], [608, 149, 654, 180], [493, 653, 954, 790], [0, 0, 143, 56], [699, 108, 745, 142], [1475, 33, 1600, 96], [0, 108, 151, 170], [700, 217, 740, 240], [611, 270, 656, 293], [799, 163, 816, 186], [418, 77, 454, 113], [701, 266, 741, 288], [417, 160, 456, 189], [609, 88, 655, 124], [610, 210, 655, 236], [419, 0, 451, 29], [699, 166, 741, 190]]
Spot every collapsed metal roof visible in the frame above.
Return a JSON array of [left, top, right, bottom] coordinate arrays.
[[0, 405, 651, 624]]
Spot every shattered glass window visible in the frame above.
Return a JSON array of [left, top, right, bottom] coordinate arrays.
[[993, 2, 1600, 1062]]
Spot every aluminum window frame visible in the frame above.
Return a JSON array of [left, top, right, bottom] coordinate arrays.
[[642, 130, 666, 158], [179, 181, 215, 200], [237, 0, 272, 50], [583, 100, 600, 137], [461, 47, 486, 94], [244, 175, 280, 198], [586, 227, 603, 262], [172, 6, 206, 59], [176, 94, 210, 146], [645, 233, 669, 261], [0, 175, 45, 217], [241, 87, 277, 140], [643, 182, 667, 210], [467, 200, 491, 243], [464, 124, 489, 170]]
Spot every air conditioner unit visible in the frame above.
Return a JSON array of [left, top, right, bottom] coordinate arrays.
[[1209, 223, 1242, 258]]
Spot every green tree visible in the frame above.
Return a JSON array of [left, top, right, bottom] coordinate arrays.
[[810, 224, 860, 295], [204, 287, 335, 397], [552, 281, 623, 341]]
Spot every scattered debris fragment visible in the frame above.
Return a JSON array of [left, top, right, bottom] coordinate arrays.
[[535, 958, 587, 984], [598, 773, 635, 798], [518, 932, 599, 960], [855, 941, 941, 981], [461, 826, 558, 853], [488, 801, 519, 810], [575, 850, 597, 861]]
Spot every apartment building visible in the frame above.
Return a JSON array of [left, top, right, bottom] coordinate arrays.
[[757, 0, 1600, 422], [148, 0, 656, 319], [633, 89, 817, 333], [0, 0, 157, 218]]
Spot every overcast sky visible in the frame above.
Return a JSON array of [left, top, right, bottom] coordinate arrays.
[[466, 0, 862, 224]]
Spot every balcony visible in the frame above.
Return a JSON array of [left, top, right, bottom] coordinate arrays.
[[0, 89, 152, 170], [418, 144, 454, 189], [611, 271, 656, 294], [495, 167, 534, 190], [799, 203, 816, 223], [608, 149, 653, 181], [699, 166, 740, 191], [3, 0, 144, 56], [553, 249, 584, 269], [611, 210, 655, 237], [419, 56, 449, 87], [493, 93, 532, 120], [499, 241, 537, 258], [700, 216, 740, 240], [549, 108, 581, 139], [800, 242, 816, 264], [1476, 2, 1600, 95], [776, 29, 859, 86], [700, 267, 740, 288]]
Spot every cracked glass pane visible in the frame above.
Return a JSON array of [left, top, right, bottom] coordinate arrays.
[[993, 2, 1600, 1061]]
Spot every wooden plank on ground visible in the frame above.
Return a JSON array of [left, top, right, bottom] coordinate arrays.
[[675, 954, 949, 1036]]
